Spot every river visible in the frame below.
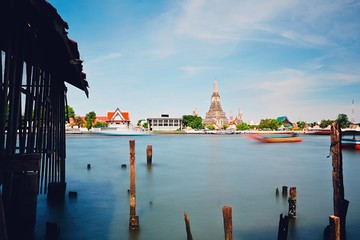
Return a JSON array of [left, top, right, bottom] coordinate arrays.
[[34, 134, 360, 239]]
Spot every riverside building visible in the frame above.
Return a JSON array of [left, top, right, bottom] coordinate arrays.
[[147, 114, 183, 131]]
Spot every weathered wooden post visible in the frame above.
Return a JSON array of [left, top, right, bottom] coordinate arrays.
[[329, 215, 340, 240], [277, 214, 289, 240], [146, 145, 153, 165], [0, 195, 8, 240], [45, 221, 60, 240], [222, 205, 232, 240], [129, 140, 139, 230], [330, 122, 349, 240], [184, 212, 193, 240], [282, 186, 288, 197], [288, 187, 297, 218]]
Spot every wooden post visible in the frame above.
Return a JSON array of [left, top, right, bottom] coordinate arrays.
[[184, 212, 193, 240], [282, 186, 288, 197], [129, 140, 139, 230], [330, 122, 349, 240], [222, 205, 232, 240], [277, 214, 289, 240], [328, 215, 340, 240], [45, 222, 59, 240], [0, 194, 8, 240], [146, 145, 152, 165], [288, 187, 297, 218]]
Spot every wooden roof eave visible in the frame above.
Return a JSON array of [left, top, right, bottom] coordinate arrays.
[[0, 0, 89, 97]]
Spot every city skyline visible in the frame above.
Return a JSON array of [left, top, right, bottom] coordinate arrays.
[[52, 0, 360, 124]]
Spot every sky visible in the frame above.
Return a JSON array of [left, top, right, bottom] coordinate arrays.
[[51, 0, 360, 124]]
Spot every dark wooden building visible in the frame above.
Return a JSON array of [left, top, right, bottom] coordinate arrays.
[[0, 0, 88, 238]]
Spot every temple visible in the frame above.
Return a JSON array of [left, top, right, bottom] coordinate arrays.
[[203, 81, 229, 127]]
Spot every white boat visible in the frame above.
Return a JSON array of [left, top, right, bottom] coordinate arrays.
[[91, 127, 151, 136]]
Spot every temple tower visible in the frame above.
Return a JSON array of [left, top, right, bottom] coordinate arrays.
[[203, 81, 229, 127]]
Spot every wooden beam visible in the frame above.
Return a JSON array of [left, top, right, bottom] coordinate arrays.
[[0, 154, 40, 172]]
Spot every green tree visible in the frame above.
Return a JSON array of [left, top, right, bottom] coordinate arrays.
[[182, 115, 204, 129], [142, 122, 148, 129], [258, 119, 280, 130], [94, 121, 107, 128], [206, 125, 215, 130], [320, 119, 333, 128], [336, 113, 350, 128], [65, 105, 75, 122], [85, 111, 96, 130], [137, 119, 145, 126], [236, 122, 250, 131], [222, 124, 228, 130], [182, 115, 195, 127], [296, 121, 306, 130], [74, 116, 83, 128]]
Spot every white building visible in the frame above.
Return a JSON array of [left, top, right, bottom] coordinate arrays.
[[147, 114, 183, 131]]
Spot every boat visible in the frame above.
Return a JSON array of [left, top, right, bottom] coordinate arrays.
[[243, 133, 302, 143], [91, 127, 151, 136], [341, 130, 360, 150], [304, 127, 331, 135]]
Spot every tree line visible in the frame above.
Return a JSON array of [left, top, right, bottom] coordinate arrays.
[[181, 113, 355, 131], [66, 106, 106, 130], [66, 105, 356, 131]]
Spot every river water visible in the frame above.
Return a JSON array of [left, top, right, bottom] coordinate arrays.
[[34, 134, 360, 239]]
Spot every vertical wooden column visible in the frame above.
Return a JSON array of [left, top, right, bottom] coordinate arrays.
[[329, 215, 340, 240], [282, 186, 288, 198], [222, 205, 232, 240], [0, 194, 8, 240], [288, 187, 297, 218], [277, 213, 289, 240], [330, 122, 349, 240], [146, 145, 152, 165], [129, 140, 139, 230], [184, 212, 193, 240]]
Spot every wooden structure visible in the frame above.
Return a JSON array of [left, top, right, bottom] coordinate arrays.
[[222, 205, 232, 240], [184, 211, 193, 240], [277, 214, 289, 240], [146, 145, 152, 165], [288, 187, 297, 218], [329, 122, 349, 239], [0, 0, 88, 238], [129, 140, 139, 230]]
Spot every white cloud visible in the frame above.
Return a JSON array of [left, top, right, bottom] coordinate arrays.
[[179, 65, 211, 75], [88, 52, 123, 64]]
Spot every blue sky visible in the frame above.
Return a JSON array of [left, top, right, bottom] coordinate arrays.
[[52, 0, 360, 124]]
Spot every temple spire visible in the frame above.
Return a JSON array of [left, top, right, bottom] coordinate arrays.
[[214, 80, 218, 93], [203, 81, 229, 127]]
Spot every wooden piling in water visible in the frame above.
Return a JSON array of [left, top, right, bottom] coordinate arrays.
[[330, 122, 349, 240], [328, 215, 340, 240], [184, 212, 193, 240], [45, 221, 59, 240], [146, 145, 153, 165], [129, 140, 139, 230], [288, 187, 297, 218], [0, 194, 8, 240], [282, 186, 288, 197], [277, 214, 289, 240], [222, 205, 232, 240]]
